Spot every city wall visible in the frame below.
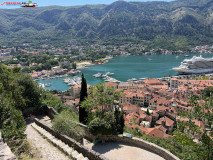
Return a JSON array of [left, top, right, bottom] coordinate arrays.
[[44, 106, 180, 160], [34, 118, 108, 160]]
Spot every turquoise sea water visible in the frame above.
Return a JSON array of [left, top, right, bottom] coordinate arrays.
[[38, 53, 213, 91]]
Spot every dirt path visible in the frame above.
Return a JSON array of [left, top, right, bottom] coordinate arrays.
[[25, 123, 70, 160]]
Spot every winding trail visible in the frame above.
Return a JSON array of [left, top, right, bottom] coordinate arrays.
[[25, 122, 70, 160]]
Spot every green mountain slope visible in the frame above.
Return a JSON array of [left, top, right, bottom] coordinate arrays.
[[1, 0, 213, 49]]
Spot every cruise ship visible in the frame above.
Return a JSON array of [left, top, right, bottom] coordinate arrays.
[[173, 56, 213, 74]]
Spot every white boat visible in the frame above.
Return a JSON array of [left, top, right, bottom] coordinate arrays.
[[64, 78, 71, 83], [93, 73, 104, 78], [39, 83, 45, 89], [105, 72, 114, 76], [128, 78, 137, 82], [139, 77, 147, 80], [44, 83, 52, 87], [173, 55, 213, 74]]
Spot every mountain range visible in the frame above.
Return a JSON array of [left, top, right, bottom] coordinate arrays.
[[1, 0, 213, 50]]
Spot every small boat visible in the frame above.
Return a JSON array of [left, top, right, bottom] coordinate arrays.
[[128, 78, 137, 82], [184, 55, 189, 57], [139, 77, 147, 80], [64, 78, 71, 83], [105, 72, 114, 76], [39, 83, 45, 88], [44, 83, 52, 87], [148, 58, 152, 61], [93, 73, 104, 78], [176, 56, 179, 59]]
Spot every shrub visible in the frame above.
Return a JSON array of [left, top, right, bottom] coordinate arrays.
[[52, 110, 84, 142], [89, 111, 117, 136]]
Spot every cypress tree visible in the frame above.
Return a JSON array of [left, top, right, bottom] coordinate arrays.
[[119, 110, 124, 134], [79, 73, 88, 124], [114, 107, 125, 134]]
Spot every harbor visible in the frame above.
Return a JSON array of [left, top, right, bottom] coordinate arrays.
[[64, 76, 82, 86], [37, 53, 213, 91], [93, 72, 120, 83]]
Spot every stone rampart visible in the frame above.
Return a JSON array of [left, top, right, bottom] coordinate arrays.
[[34, 118, 108, 160], [45, 105, 59, 119], [96, 135, 180, 160], [44, 106, 180, 160]]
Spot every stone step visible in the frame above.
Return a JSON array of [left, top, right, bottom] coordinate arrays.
[[32, 122, 89, 160], [62, 145, 73, 154], [58, 141, 66, 147], [76, 153, 84, 160], [71, 150, 79, 159]]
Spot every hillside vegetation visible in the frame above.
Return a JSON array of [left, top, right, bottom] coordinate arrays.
[[0, 0, 213, 49]]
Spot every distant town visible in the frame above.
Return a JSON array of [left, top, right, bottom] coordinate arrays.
[[1, 42, 212, 147], [1, 43, 213, 62], [51, 75, 208, 140]]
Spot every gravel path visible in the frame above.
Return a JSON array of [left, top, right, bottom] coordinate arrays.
[[25, 123, 70, 160], [85, 142, 165, 160]]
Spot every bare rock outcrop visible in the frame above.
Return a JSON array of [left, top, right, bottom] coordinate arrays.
[[0, 132, 17, 160]]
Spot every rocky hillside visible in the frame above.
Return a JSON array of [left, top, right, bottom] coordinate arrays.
[[0, 0, 213, 49]]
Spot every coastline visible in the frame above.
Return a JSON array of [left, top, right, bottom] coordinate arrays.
[[76, 56, 113, 69], [37, 53, 213, 91], [76, 61, 94, 69]]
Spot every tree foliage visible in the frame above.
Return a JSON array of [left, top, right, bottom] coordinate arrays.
[[0, 64, 42, 157], [80, 83, 124, 135], [52, 110, 83, 142], [79, 73, 88, 124], [1, 0, 213, 49]]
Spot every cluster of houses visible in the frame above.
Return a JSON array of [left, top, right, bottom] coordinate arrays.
[[29, 67, 79, 80], [0, 47, 16, 61], [65, 78, 211, 139]]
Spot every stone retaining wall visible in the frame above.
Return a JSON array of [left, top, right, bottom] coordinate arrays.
[[44, 106, 59, 119], [44, 106, 180, 160], [97, 135, 180, 160], [45, 106, 95, 140], [0, 132, 17, 160], [34, 118, 108, 160]]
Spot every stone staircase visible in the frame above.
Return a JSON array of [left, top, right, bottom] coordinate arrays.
[[31, 122, 89, 160]]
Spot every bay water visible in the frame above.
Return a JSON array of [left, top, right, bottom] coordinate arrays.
[[38, 53, 213, 91]]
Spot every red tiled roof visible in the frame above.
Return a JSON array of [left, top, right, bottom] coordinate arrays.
[[146, 128, 164, 137], [142, 78, 162, 85], [156, 116, 174, 127], [122, 103, 139, 112], [105, 82, 118, 87], [156, 125, 167, 133]]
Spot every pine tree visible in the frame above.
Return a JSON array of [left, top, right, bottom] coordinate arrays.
[[79, 73, 88, 124]]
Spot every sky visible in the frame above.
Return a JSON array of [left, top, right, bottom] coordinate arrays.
[[0, 0, 173, 9]]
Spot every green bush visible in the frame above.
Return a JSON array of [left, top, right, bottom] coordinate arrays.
[[52, 110, 83, 142], [41, 91, 68, 113], [89, 111, 117, 136], [0, 64, 42, 158]]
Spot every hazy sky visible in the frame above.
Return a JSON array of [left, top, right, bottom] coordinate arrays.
[[0, 0, 173, 9]]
